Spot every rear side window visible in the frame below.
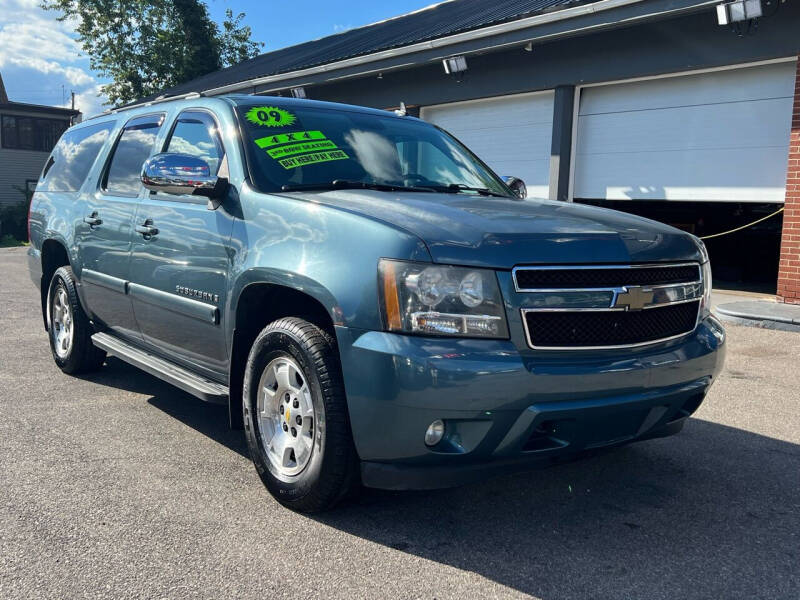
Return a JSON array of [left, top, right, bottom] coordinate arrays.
[[104, 114, 165, 197], [40, 121, 114, 192]]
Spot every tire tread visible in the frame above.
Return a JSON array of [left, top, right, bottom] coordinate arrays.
[[48, 266, 106, 374], [244, 317, 358, 512]]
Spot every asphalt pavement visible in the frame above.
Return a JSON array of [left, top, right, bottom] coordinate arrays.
[[1, 246, 798, 599]]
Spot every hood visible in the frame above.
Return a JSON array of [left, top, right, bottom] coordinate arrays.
[[284, 190, 702, 269]]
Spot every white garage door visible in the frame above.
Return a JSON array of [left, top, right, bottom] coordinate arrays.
[[573, 60, 797, 203], [421, 91, 554, 198]]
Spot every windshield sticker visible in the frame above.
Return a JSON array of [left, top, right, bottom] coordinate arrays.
[[245, 106, 297, 127], [267, 140, 338, 159], [278, 150, 349, 170], [255, 130, 326, 148]]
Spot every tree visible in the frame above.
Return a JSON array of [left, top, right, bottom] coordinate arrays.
[[42, 0, 263, 106]]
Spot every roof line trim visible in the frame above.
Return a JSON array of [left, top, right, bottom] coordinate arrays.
[[202, 0, 649, 96]]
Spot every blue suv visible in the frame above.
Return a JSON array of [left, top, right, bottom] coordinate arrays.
[[28, 95, 726, 512]]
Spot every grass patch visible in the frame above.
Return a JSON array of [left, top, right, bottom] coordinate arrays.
[[0, 234, 28, 248]]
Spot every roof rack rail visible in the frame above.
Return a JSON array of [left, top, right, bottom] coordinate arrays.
[[85, 91, 204, 121]]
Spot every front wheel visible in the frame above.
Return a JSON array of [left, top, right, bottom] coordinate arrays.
[[243, 318, 358, 512]]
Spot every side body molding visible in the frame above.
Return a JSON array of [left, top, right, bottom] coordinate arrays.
[[81, 269, 220, 324]]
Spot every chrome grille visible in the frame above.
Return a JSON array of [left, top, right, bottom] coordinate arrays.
[[515, 263, 703, 350]]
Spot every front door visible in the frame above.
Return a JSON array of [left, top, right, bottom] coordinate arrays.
[[78, 113, 166, 342], [128, 109, 235, 378]]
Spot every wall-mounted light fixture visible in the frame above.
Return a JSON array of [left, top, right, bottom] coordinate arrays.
[[290, 87, 307, 99], [717, 0, 762, 24], [442, 55, 468, 75]]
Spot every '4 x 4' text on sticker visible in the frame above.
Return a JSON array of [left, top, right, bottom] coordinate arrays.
[[255, 130, 339, 158]]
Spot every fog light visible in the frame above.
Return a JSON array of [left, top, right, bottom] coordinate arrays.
[[424, 419, 445, 446]]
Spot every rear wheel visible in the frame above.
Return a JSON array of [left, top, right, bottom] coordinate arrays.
[[47, 266, 106, 374], [243, 317, 358, 512]]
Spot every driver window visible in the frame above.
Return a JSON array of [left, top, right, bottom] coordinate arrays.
[[165, 111, 225, 176]]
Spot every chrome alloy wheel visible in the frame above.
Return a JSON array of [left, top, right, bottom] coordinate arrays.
[[51, 285, 74, 359], [256, 356, 316, 477]]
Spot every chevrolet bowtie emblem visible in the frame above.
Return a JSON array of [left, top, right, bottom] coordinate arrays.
[[614, 286, 655, 311]]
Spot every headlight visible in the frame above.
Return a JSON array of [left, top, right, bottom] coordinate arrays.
[[694, 236, 712, 319], [700, 259, 712, 318], [379, 259, 508, 338]]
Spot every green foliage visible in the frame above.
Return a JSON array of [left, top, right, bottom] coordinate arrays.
[[41, 0, 263, 106], [0, 234, 27, 248], [0, 188, 31, 242]]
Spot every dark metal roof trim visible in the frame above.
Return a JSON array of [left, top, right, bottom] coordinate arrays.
[[0, 101, 79, 116], [143, 0, 627, 99]]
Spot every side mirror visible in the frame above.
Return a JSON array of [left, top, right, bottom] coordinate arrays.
[[142, 153, 228, 207], [502, 176, 527, 199]]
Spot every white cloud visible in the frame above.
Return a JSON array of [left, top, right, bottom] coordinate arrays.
[[0, 0, 108, 113], [0, 21, 79, 65], [67, 84, 107, 119]]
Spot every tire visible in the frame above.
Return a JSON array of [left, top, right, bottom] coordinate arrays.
[[243, 317, 358, 512], [46, 266, 106, 374]]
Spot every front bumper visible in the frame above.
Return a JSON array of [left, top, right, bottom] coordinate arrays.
[[335, 315, 726, 490]]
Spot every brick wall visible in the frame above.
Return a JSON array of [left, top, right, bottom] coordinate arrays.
[[777, 58, 800, 304]]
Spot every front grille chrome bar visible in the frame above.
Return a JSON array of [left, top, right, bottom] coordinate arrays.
[[514, 262, 704, 350]]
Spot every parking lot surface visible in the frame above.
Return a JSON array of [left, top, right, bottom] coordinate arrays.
[[1, 246, 798, 599]]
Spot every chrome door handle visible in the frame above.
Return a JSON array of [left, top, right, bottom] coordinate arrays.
[[135, 219, 159, 237], [83, 212, 102, 226]]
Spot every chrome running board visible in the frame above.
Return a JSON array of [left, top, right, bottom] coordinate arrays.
[[91, 332, 228, 404]]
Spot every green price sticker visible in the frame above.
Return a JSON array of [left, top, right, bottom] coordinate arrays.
[[279, 150, 349, 170], [245, 106, 297, 127], [268, 140, 338, 159], [255, 130, 326, 148]]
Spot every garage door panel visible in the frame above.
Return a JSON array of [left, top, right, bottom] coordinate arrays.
[[454, 123, 552, 157], [422, 92, 554, 199], [580, 62, 796, 116], [577, 97, 793, 154], [425, 93, 554, 127], [574, 61, 795, 203], [576, 146, 789, 202]]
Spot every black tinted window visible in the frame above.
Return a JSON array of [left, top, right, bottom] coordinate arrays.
[[2, 115, 70, 152], [40, 121, 114, 192], [166, 111, 224, 176], [104, 114, 164, 197]]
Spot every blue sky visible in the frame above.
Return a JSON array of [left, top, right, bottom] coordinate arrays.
[[0, 0, 436, 117]]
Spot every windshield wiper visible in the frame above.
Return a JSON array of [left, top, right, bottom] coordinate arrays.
[[408, 182, 510, 198], [281, 180, 438, 193], [445, 183, 509, 198]]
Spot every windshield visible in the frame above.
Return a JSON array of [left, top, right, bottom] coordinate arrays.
[[235, 102, 513, 197]]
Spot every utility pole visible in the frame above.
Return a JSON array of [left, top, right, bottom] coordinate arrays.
[[71, 91, 75, 110]]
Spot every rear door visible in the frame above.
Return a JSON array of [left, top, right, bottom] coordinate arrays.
[[78, 113, 166, 341], [128, 109, 235, 378]]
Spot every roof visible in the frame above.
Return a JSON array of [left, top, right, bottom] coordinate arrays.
[[0, 100, 79, 117], [152, 0, 603, 98], [227, 94, 409, 117]]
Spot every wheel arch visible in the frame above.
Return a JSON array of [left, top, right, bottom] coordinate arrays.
[[40, 238, 71, 330], [227, 278, 341, 430]]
